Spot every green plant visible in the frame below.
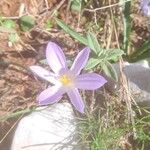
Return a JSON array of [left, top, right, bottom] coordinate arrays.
[[19, 15, 35, 32], [2, 19, 16, 29], [0, 19, 19, 43], [134, 113, 150, 149], [44, 20, 54, 29], [128, 41, 150, 62], [8, 33, 20, 43], [78, 108, 127, 150], [56, 19, 124, 81], [69, 0, 82, 12]]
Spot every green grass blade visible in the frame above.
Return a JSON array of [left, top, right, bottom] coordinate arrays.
[[128, 41, 150, 62], [0, 106, 48, 121], [130, 50, 150, 62], [121, 0, 131, 52], [56, 19, 88, 45], [0, 107, 36, 121]]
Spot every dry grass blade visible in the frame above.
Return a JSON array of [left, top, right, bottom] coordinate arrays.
[[0, 114, 23, 144]]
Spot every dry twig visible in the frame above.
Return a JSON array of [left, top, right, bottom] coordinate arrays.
[[84, 0, 131, 12]]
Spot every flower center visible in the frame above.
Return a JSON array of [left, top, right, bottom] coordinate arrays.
[[59, 74, 72, 86]]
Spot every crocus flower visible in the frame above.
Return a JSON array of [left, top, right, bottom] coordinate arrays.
[[140, 0, 150, 16], [30, 42, 107, 113]]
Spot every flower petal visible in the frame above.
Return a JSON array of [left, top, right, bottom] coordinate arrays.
[[67, 88, 84, 113], [75, 73, 107, 90], [141, 0, 150, 16], [30, 66, 59, 85], [46, 42, 67, 73], [38, 86, 64, 105], [70, 47, 90, 75]]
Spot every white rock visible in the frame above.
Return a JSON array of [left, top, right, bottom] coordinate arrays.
[[11, 103, 77, 150]]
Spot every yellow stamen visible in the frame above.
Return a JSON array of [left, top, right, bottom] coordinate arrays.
[[59, 74, 72, 86]]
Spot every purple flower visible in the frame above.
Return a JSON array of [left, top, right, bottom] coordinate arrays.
[[30, 42, 107, 113], [141, 0, 150, 16]]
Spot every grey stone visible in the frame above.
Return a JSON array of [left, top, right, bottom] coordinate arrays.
[[129, 81, 150, 105], [113, 60, 150, 104], [123, 63, 150, 93]]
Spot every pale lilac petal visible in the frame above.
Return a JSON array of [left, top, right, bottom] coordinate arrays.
[[75, 73, 107, 90], [30, 66, 59, 85], [38, 86, 64, 105], [67, 88, 84, 113], [70, 47, 90, 75], [46, 42, 67, 73], [141, 0, 150, 16]]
